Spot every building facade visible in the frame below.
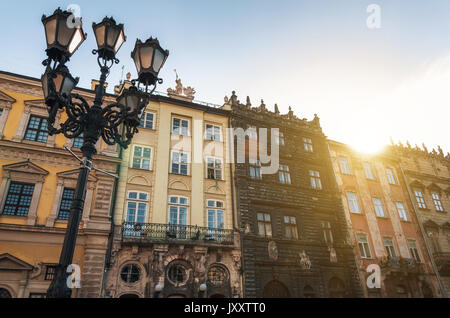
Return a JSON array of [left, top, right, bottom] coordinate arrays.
[[227, 92, 363, 298], [329, 140, 441, 298], [102, 77, 242, 298], [388, 142, 450, 297], [0, 71, 120, 298]]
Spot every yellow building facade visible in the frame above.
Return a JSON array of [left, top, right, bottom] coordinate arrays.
[[0, 71, 120, 298], [103, 78, 242, 298]]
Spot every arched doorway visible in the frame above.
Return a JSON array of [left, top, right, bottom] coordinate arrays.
[[0, 288, 11, 298], [303, 285, 315, 298], [421, 283, 433, 298], [263, 280, 290, 298], [328, 277, 346, 298], [119, 294, 139, 298], [167, 294, 186, 298]]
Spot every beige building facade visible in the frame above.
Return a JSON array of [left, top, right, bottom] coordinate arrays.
[[102, 78, 242, 298]]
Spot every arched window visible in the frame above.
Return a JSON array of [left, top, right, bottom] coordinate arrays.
[[329, 277, 346, 298], [207, 265, 229, 287], [263, 280, 290, 298], [120, 264, 140, 283], [303, 285, 315, 298], [0, 288, 12, 298]]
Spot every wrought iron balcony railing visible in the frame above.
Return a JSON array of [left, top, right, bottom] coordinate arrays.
[[379, 256, 422, 272], [121, 222, 235, 246]]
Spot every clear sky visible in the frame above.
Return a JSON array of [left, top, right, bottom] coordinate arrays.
[[1, 0, 450, 153]]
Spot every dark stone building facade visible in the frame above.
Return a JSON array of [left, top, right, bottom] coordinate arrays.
[[226, 92, 363, 297]]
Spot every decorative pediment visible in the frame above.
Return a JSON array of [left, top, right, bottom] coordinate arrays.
[[24, 99, 46, 109], [410, 180, 425, 189], [0, 90, 16, 104], [0, 253, 33, 271], [206, 185, 225, 195], [3, 160, 49, 176], [57, 169, 97, 182], [127, 175, 150, 186], [427, 183, 442, 193], [423, 219, 440, 229], [169, 180, 189, 191]]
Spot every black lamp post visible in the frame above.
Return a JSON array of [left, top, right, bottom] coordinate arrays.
[[41, 8, 169, 298]]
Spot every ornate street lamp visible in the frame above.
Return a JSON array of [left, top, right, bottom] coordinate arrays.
[[41, 8, 168, 298]]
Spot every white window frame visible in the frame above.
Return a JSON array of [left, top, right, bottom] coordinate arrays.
[[168, 196, 189, 225], [279, 165, 291, 184], [130, 145, 152, 170], [407, 239, 421, 263], [347, 192, 361, 214], [339, 156, 352, 175], [206, 157, 223, 180], [432, 192, 444, 212], [205, 124, 222, 142], [309, 170, 322, 190], [363, 162, 375, 180], [206, 200, 225, 229], [125, 191, 149, 224], [396, 202, 408, 221], [373, 198, 386, 217], [303, 137, 313, 152], [414, 190, 426, 209], [170, 151, 189, 175], [386, 168, 397, 185], [257, 212, 272, 237], [140, 112, 155, 130], [275, 131, 285, 146], [249, 160, 262, 179], [172, 117, 189, 136], [357, 233, 372, 259], [383, 237, 397, 258]]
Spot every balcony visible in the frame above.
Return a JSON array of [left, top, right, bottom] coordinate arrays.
[[433, 252, 450, 276], [121, 222, 235, 247], [379, 257, 423, 273]]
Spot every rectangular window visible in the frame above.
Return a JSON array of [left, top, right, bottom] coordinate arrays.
[[284, 216, 298, 239], [373, 198, 386, 217], [139, 112, 154, 129], [432, 193, 444, 211], [357, 234, 372, 258], [408, 240, 421, 263], [44, 265, 57, 281], [205, 124, 221, 141], [383, 237, 397, 258], [276, 132, 285, 146], [321, 221, 333, 244], [207, 200, 224, 229], [386, 168, 396, 184], [168, 196, 188, 226], [171, 151, 189, 175], [309, 170, 322, 190], [131, 146, 152, 170], [207, 157, 222, 180], [347, 192, 361, 214], [2, 182, 35, 216], [396, 202, 408, 221], [125, 191, 148, 224], [72, 133, 83, 148], [249, 160, 261, 179], [303, 137, 313, 152], [279, 165, 291, 184], [172, 118, 189, 136], [57, 188, 75, 220], [339, 156, 351, 174], [414, 190, 426, 209], [257, 213, 272, 237], [363, 162, 375, 180], [24, 116, 48, 143]]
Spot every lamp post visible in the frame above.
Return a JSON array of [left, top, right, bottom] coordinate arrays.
[[41, 8, 169, 298]]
